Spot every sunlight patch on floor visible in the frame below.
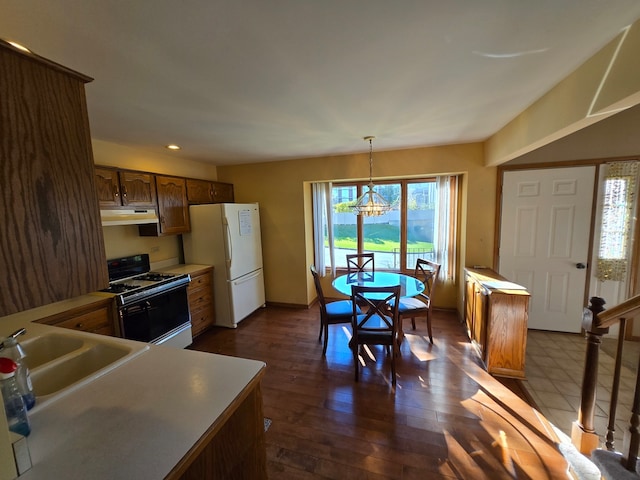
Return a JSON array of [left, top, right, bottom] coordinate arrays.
[[404, 333, 437, 361]]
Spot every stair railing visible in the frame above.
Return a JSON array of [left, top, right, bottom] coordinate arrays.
[[574, 294, 640, 472]]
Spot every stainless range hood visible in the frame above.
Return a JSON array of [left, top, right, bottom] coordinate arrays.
[[100, 209, 159, 226]]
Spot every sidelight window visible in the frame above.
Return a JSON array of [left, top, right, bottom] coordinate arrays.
[[596, 161, 639, 282]]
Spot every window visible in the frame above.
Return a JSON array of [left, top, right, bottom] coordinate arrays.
[[313, 176, 458, 279], [596, 161, 638, 282]]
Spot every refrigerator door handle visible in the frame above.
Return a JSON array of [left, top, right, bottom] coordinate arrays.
[[225, 219, 233, 269], [233, 270, 262, 285]]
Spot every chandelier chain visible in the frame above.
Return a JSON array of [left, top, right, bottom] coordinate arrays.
[[368, 137, 374, 184], [352, 136, 391, 217]]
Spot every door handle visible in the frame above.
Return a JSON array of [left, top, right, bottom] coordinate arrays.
[[576, 263, 587, 269]]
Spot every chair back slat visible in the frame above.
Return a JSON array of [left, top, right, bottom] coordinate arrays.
[[310, 265, 327, 310], [346, 253, 375, 275], [350, 284, 401, 386], [352, 288, 398, 331], [415, 259, 441, 300]]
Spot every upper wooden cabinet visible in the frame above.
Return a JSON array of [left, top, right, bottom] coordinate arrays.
[[139, 175, 190, 236], [0, 41, 108, 316], [187, 178, 234, 204], [95, 167, 157, 208]]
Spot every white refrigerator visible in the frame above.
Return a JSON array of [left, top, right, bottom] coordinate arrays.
[[183, 203, 266, 328]]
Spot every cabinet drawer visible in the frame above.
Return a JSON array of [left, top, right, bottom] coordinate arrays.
[[188, 287, 213, 310], [191, 304, 214, 336], [41, 306, 114, 335], [189, 272, 212, 290]]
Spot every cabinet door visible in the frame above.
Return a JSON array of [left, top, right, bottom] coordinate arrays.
[[464, 277, 475, 336], [156, 175, 190, 234], [0, 44, 108, 316], [187, 178, 214, 204], [473, 284, 487, 360], [485, 294, 529, 378], [95, 167, 121, 207], [212, 182, 234, 203], [120, 171, 156, 207]]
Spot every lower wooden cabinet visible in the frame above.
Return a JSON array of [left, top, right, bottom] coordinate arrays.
[[188, 267, 215, 337], [168, 380, 266, 480], [35, 298, 116, 336], [464, 267, 530, 379]]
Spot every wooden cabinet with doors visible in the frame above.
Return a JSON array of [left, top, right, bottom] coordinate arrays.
[[187, 266, 215, 338], [465, 277, 488, 358], [0, 40, 108, 316], [186, 178, 234, 204], [464, 267, 530, 379], [35, 297, 116, 336], [95, 167, 157, 208], [139, 175, 190, 236]]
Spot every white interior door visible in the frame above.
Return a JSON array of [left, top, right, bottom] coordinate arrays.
[[499, 166, 595, 332]]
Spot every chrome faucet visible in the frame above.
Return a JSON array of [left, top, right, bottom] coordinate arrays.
[[0, 328, 26, 351]]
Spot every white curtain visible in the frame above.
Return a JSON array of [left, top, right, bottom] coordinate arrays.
[[312, 182, 334, 277], [434, 176, 456, 282]]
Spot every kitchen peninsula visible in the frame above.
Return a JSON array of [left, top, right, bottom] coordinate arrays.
[[0, 300, 267, 479]]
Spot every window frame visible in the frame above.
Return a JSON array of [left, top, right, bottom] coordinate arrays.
[[330, 177, 442, 274]]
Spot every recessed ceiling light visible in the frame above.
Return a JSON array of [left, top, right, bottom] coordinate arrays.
[[165, 144, 181, 151]]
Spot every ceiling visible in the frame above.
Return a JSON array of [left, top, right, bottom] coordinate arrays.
[[3, 1, 640, 166]]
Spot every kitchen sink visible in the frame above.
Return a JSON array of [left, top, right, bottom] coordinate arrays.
[[19, 332, 149, 409], [21, 333, 84, 370]]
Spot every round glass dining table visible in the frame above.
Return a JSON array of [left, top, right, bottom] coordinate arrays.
[[332, 271, 425, 299]]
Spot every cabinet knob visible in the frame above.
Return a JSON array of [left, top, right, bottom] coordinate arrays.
[[75, 323, 84, 329], [121, 185, 128, 197], [113, 186, 120, 198]]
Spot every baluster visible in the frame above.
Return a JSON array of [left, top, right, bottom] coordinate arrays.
[[622, 352, 640, 471], [572, 297, 608, 455], [606, 318, 627, 451]]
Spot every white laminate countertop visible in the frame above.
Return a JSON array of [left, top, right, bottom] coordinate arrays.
[[22, 347, 265, 480], [0, 290, 265, 480]]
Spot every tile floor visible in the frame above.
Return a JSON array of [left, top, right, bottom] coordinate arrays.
[[523, 330, 639, 448]]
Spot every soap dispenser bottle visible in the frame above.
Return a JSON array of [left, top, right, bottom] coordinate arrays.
[[0, 357, 31, 437], [0, 329, 35, 410]]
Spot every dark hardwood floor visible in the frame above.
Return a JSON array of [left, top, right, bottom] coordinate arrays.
[[190, 306, 569, 479]]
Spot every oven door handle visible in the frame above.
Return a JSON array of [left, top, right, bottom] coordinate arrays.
[[124, 303, 148, 315]]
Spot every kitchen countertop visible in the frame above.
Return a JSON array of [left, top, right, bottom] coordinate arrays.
[[0, 288, 265, 479], [156, 263, 213, 276], [0, 294, 115, 328]]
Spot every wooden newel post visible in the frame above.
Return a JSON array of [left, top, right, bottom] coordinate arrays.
[[572, 296, 608, 455]]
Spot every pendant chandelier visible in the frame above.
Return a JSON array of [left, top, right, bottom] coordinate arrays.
[[352, 136, 391, 217]]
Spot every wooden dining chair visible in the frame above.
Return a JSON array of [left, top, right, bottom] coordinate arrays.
[[346, 253, 374, 275], [310, 265, 360, 355], [392, 259, 440, 344], [350, 284, 401, 386]]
